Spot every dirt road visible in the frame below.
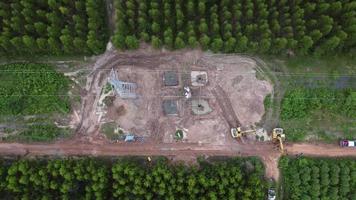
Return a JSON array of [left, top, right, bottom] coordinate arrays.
[[0, 141, 354, 181], [287, 143, 356, 157]]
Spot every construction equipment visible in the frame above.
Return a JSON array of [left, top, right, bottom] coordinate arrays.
[[272, 128, 285, 153], [183, 86, 192, 99], [231, 127, 256, 139], [268, 188, 276, 200]]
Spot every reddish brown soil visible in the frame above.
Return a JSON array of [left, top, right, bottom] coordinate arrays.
[[0, 141, 354, 181]]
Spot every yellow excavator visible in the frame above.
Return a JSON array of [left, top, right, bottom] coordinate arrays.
[[231, 127, 256, 139], [272, 128, 285, 153]]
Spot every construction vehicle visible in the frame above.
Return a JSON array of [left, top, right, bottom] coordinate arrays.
[[268, 188, 276, 200], [231, 127, 256, 139], [272, 128, 285, 153]]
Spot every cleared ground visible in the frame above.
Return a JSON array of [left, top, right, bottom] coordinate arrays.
[[78, 47, 272, 146]]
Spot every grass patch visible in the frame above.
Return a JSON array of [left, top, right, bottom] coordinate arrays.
[[0, 63, 70, 115], [280, 87, 355, 142], [263, 55, 356, 142], [0, 63, 72, 142], [5, 124, 70, 142], [264, 94, 272, 109], [284, 55, 356, 74], [101, 122, 124, 140]]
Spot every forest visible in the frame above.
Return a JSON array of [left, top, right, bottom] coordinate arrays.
[[114, 0, 356, 55], [0, 0, 108, 56], [0, 63, 70, 141], [279, 157, 356, 200], [0, 157, 267, 199]]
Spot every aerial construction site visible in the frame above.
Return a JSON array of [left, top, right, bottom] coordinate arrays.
[[1, 46, 355, 183], [74, 47, 273, 146], [1, 1, 356, 199]]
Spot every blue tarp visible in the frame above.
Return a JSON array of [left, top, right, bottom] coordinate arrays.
[[124, 135, 135, 142]]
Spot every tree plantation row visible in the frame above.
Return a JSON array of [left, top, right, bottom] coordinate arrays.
[[0, 158, 267, 200], [279, 157, 356, 200], [114, 0, 356, 55], [1, 0, 355, 56], [0, 0, 108, 56]]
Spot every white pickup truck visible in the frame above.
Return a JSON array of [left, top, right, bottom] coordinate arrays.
[[340, 140, 355, 147]]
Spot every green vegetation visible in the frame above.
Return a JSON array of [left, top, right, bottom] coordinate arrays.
[[114, 0, 356, 55], [174, 129, 184, 140], [0, 0, 108, 56], [5, 124, 70, 142], [101, 122, 124, 140], [262, 55, 356, 142], [0, 63, 71, 142], [0, 63, 70, 115], [279, 156, 356, 200], [0, 157, 267, 199], [282, 88, 355, 120], [280, 87, 355, 142]]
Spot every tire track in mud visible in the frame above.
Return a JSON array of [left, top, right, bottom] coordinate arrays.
[[76, 50, 176, 136], [212, 85, 241, 128]]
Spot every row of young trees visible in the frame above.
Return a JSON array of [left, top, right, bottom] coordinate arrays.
[[114, 0, 356, 55], [0, 0, 108, 55], [280, 157, 356, 200], [0, 158, 267, 199]]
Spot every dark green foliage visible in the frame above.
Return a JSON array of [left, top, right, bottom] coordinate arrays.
[[112, 158, 266, 199], [0, 159, 110, 199], [0, 63, 70, 115], [114, 0, 356, 55], [0, 0, 108, 56], [280, 157, 356, 200], [281, 88, 355, 120], [0, 157, 267, 199]]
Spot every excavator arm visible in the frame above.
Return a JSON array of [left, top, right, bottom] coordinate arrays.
[[278, 137, 284, 153], [231, 127, 256, 139]]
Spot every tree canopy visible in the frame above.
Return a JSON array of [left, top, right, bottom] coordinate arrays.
[[0, 0, 108, 56], [0, 157, 267, 199], [114, 0, 356, 55], [280, 157, 356, 200]]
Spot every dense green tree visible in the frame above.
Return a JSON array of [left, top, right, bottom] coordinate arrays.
[[125, 36, 139, 49], [0, 0, 108, 55], [281, 157, 356, 200], [113, 0, 356, 55]]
